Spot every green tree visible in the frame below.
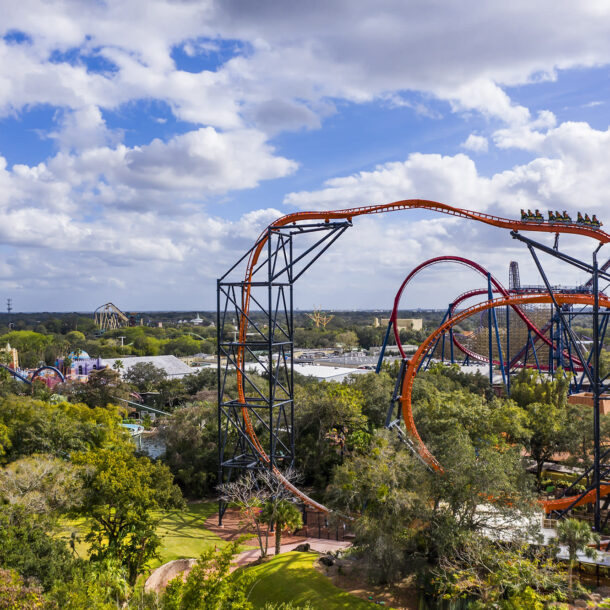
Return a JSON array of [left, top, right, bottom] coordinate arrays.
[[0, 331, 52, 368], [294, 382, 366, 489], [182, 368, 216, 395], [161, 540, 252, 610], [509, 368, 574, 487], [335, 330, 359, 350], [0, 454, 84, 514], [157, 402, 218, 496], [60, 367, 131, 408], [133, 335, 162, 356], [260, 499, 303, 556], [328, 429, 536, 584], [124, 362, 168, 392], [0, 396, 123, 461], [0, 505, 75, 591], [48, 560, 128, 609], [162, 335, 201, 357], [65, 330, 86, 349], [511, 368, 569, 411], [557, 518, 599, 596], [347, 371, 394, 429], [73, 447, 184, 584], [157, 378, 186, 409], [354, 325, 385, 350], [0, 568, 47, 609], [430, 537, 566, 607]]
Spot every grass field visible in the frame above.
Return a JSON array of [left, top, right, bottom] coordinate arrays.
[[151, 501, 254, 568], [244, 552, 379, 609], [60, 501, 254, 569]]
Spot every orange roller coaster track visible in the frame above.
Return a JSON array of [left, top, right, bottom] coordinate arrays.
[[229, 199, 609, 515], [399, 292, 610, 512]]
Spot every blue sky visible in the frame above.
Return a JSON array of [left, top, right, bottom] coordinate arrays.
[[1, 1, 609, 312]]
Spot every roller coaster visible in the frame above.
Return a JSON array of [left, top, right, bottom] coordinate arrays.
[[0, 363, 65, 387], [217, 199, 610, 526], [94, 302, 132, 332], [375, 256, 594, 377]]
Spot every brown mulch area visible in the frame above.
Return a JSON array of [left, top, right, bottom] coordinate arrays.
[[315, 555, 419, 610], [205, 507, 304, 546], [204, 507, 349, 545]]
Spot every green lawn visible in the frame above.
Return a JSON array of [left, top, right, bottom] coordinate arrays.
[[151, 501, 254, 568], [244, 552, 379, 609], [60, 501, 254, 570]]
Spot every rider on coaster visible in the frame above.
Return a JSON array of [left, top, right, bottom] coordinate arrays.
[[527, 209, 534, 220], [562, 210, 571, 221], [585, 214, 592, 224], [577, 212, 584, 223], [548, 211, 555, 221], [592, 214, 602, 227], [535, 209, 544, 221], [521, 209, 528, 220]]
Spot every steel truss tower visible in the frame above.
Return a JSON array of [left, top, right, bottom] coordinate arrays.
[[511, 231, 610, 532], [216, 220, 351, 522]]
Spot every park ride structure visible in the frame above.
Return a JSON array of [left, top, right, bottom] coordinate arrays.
[[94, 302, 135, 332], [384, 290, 610, 514], [216, 199, 609, 527], [375, 256, 607, 390], [0, 363, 65, 387]]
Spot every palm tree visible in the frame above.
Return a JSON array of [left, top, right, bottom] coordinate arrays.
[[557, 518, 599, 596], [112, 359, 124, 372], [261, 499, 303, 556]]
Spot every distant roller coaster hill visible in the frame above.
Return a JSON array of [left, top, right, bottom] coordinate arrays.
[[94, 302, 140, 333]]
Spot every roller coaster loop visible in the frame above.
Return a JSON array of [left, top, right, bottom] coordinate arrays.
[[397, 291, 610, 512], [382, 255, 584, 373], [218, 199, 609, 520]]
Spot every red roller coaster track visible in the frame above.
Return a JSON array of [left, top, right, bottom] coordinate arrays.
[[388, 255, 583, 371], [399, 291, 610, 512], [236, 199, 610, 513]]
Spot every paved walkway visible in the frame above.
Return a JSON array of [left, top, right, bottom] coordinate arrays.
[[145, 538, 352, 591], [231, 537, 351, 571]]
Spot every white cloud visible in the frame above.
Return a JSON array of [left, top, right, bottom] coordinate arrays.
[[0, 128, 297, 214], [287, 112, 610, 216], [2, 1, 610, 309], [461, 134, 489, 153], [2, 1, 610, 134], [50, 105, 119, 152], [285, 153, 492, 212]]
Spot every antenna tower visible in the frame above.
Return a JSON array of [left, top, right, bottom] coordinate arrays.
[[6, 298, 12, 330]]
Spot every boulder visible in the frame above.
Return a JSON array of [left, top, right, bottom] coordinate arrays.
[[294, 543, 310, 552]]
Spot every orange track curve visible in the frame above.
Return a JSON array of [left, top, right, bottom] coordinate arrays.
[[236, 199, 610, 513], [399, 292, 610, 512]]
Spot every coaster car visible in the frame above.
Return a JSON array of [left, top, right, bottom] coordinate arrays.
[[576, 212, 603, 228]]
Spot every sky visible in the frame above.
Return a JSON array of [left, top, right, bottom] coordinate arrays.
[[1, 0, 610, 313]]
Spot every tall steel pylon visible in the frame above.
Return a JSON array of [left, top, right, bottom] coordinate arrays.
[[216, 220, 351, 522], [511, 232, 610, 531]]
